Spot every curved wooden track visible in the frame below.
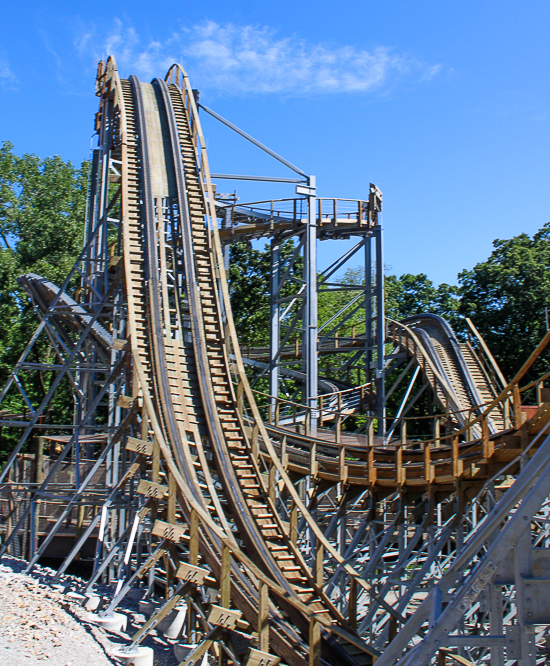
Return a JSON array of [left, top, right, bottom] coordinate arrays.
[[5, 56, 550, 666], [92, 57, 378, 666]]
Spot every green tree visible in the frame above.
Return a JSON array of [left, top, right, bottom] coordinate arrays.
[[0, 142, 89, 459], [228, 240, 303, 348], [458, 223, 550, 380], [385, 272, 460, 324]]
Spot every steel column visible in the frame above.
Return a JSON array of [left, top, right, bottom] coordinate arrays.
[[305, 179, 318, 431], [270, 237, 281, 419], [375, 224, 385, 436]]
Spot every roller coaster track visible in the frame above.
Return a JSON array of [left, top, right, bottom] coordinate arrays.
[[6, 56, 550, 666], [17, 273, 505, 440], [89, 58, 373, 664], [13, 280, 518, 494], [393, 314, 506, 433], [14, 278, 520, 498]]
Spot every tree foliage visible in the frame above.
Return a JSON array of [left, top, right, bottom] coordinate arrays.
[[2, 140, 550, 453], [385, 273, 459, 324], [228, 240, 303, 348], [458, 224, 550, 381], [0, 142, 89, 458]]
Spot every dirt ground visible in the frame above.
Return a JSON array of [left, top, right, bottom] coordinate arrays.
[[0, 556, 180, 666]]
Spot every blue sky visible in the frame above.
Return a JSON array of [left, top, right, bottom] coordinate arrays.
[[1, 1, 550, 285]]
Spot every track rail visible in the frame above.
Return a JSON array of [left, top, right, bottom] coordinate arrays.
[[389, 315, 506, 433], [15, 270, 521, 493], [90, 58, 376, 665]]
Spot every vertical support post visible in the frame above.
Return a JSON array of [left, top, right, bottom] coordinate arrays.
[[365, 233, 373, 388], [336, 392, 342, 445], [490, 584, 504, 666], [220, 545, 231, 608], [309, 616, 321, 666], [434, 417, 441, 447], [374, 218, 385, 438], [339, 446, 348, 486], [95, 98, 114, 297], [513, 383, 522, 428], [219, 206, 232, 332], [166, 472, 176, 595], [29, 500, 36, 561], [222, 207, 231, 272], [452, 436, 460, 478], [424, 441, 432, 485], [310, 441, 318, 479], [482, 415, 492, 460], [258, 581, 270, 652], [514, 528, 535, 665], [33, 436, 44, 558], [349, 576, 357, 632], [269, 238, 281, 421], [305, 177, 318, 433]]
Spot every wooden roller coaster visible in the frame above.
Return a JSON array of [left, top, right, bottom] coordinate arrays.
[[2, 57, 550, 666]]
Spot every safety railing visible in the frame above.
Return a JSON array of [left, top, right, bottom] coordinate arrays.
[[230, 324, 550, 494], [253, 383, 371, 442], [215, 197, 376, 241]]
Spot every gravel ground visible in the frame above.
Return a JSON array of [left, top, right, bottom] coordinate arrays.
[[0, 556, 181, 666]]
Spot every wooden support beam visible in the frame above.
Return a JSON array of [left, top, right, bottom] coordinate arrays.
[[290, 502, 298, 545], [258, 581, 270, 652], [481, 416, 492, 459], [237, 380, 244, 416], [423, 442, 432, 484], [314, 542, 324, 588], [339, 446, 348, 485], [396, 446, 405, 487], [189, 509, 199, 566], [452, 436, 462, 478], [220, 545, 231, 608], [251, 423, 259, 462], [513, 383, 522, 427], [368, 445, 376, 486], [310, 441, 318, 479], [434, 417, 441, 448], [281, 435, 288, 471], [269, 464, 276, 505], [309, 616, 321, 666]]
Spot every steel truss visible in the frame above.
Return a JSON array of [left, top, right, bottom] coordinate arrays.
[[1, 56, 550, 666], [216, 190, 383, 433]]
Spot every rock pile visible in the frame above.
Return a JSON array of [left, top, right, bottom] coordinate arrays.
[[0, 556, 184, 665], [0, 560, 115, 665]]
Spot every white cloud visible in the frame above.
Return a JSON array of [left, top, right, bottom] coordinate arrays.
[[0, 56, 18, 88], [80, 20, 441, 96]]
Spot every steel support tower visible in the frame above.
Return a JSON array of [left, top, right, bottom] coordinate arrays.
[[1, 57, 550, 666]]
